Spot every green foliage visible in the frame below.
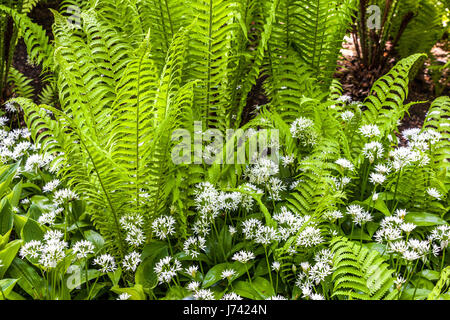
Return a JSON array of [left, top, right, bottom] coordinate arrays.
[[8, 67, 34, 99], [428, 266, 450, 300], [0, 0, 448, 301], [330, 237, 396, 300]]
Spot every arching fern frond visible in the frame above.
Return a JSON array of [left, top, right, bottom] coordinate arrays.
[[362, 53, 427, 136], [424, 96, 450, 178], [0, 4, 53, 70], [330, 236, 397, 300], [8, 67, 34, 99]]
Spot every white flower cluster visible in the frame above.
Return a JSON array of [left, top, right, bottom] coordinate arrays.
[[330, 176, 352, 191], [341, 111, 355, 122], [426, 187, 442, 200], [267, 177, 286, 201], [183, 236, 207, 258], [430, 225, 450, 250], [94, 254, 117, 273], [0, 116, 8, 127], [38, 207, 64, 226], [389, 147, 429, 172], [335, 158, 354, 171], [152, 215, 176, 240], [53, 188, 78, 206], [120, 213, 146, 247], [244, 158, 279, 185], [122, 251, 142, 272], [372, 210, 447, 262], [290, 117, 318, 147], [154, 256, 182, 284], [272, 207, 315, 242], [362, 141, 384, 163], [359, 124, 381, 139], [0, 127, 37, 164], [72, 240, 95, 259], [296, 226, 324, 248], [221, 292, 243, 300], [346, 204, 373, 226], [20, 230, 68, 269], [296, 249, 333, 300], [38, 183, 79, 226], [402, 128, 441, 151], [323, 210, 343, 222], [232, 250, 255, 263], [24, 153, 54, 173], [238, 183, 264, 211]]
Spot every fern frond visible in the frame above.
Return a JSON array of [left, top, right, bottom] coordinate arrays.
[[8, 67, 34, 99], [362, 53, 427, 135], [330, 236, 396, 300], [0, 4, 53, 70]]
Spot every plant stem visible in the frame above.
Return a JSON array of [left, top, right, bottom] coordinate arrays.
[[245, 264, 252, 285], [264, 245, 273, 289]]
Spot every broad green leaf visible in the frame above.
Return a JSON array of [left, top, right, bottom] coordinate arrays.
[[417, 270, 441, 281], [405, 212, 447, 226], [108, 268, 122, 287], [84, 230, 105, 251], [0, 240, 23, 278], [111, 284, 146, 300], [402, 288, 431, 300], [0, 162, 20, 198], [0, 199, 13, 235], [8, 258, 44, 299], [0, 278, 19, 300], [162, 286, 191, 300], [64, 267, 101, 292], [13, 214, 27, 235], [0, 229, 11, 249], [135, 244, 168, 289], [234, 277, 274, 299], [21, 217, 45, 242], [6, 180, 22, 208], [202, 263, 228, 288]]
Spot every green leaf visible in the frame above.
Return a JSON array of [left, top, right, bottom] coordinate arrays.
[[135, 243, 169, 290], [402, 288, 431, 300], [405, 212, 447, 226], [21, 218, 45, 242], [84, 230, 105, 251], [111, 284, 146, 300], [417, 269, 441, 281], [202, 263, 228, 288], [6, 180, 22, 208], [234, 277, 274, 299], [0, 240, 23, 278], [13, 214, 27, 236], [0, 199, 13, 235], [162, 286, 191, 300], [8, 258, 44, 299], [0, 229, 11, 249], [108, 268, 122, 287], [0, 162, 20, 198], [0, 278, 19, 300], [64, 268, 101, 292]]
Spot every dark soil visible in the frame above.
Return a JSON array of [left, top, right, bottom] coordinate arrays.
[[336, 37, 450, 131]]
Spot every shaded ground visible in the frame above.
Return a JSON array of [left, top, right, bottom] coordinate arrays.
[[336, 36, 450, 131]]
